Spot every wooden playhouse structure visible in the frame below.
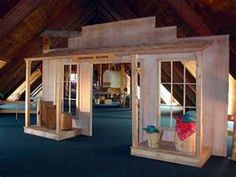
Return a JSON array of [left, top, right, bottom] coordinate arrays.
[[25, 17, 229, 167]]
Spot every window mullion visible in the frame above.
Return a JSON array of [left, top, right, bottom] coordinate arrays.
[[183, 65, 186, 114], [170, 61, 173, 128], [69, 65, 72, 113]]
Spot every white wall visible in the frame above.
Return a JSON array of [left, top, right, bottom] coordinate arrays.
[[42, 60, 57, 103], [140, 57, 158, 141]]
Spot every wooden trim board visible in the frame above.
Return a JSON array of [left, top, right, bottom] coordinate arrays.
[[131, 145, 212, 167], [25, 40, 211, 61]]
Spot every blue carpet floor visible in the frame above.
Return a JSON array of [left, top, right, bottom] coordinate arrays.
[[0, 110, 235, 177]]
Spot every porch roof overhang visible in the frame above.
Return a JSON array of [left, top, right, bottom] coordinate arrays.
[[25, 40, 212, 61]]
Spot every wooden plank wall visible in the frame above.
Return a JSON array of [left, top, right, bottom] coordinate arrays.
[[140, 57, 158, 141], [68, 17, 177, 49], [73, 62, 93, 136], [201, 36, 229, 156], [42, 60, 57, 103]]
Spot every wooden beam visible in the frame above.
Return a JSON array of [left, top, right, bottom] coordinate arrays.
[[0, 56, 9, 62], [0, 0, 42, 40], [0, 60, 7, 68], [40, 30, 81, 38], [56, 62, 62, 134]]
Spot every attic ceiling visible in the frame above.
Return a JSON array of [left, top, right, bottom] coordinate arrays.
[[0, 0, 235, 98]]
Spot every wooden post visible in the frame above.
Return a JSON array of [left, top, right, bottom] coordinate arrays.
[[196, 52, 203, 158], [120, 64, 125, 94], [56, 62, 63, 134], [25, 60, 31, 128], [36, 99, 41, 126], [15, 102, 18, 120], [156, 61, 161, 127], [131, 55, 139, 147]]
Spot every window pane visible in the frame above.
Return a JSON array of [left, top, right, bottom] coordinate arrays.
[[63, 99, 69, 112], [186, 69, 196, 83], [64, 82, 70, 99], [160, 105, 171, 128], [161, 62, 171, 83], [71, 100, 76, 116], [173, 84, 183, 106], [173, 61, 184, 83], [64, 65, 70, 82], [185, 84, 196, 107], [184, 60, 196, 79], [161, 84, 171, 105], [71, 65, 77, 74], [71, 82, 76, 99], [185, 107, 196, 114]]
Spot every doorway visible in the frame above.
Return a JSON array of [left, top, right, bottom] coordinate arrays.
[[92, 63, 132, 147]]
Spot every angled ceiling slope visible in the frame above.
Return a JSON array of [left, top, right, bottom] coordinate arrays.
[[0, 0, 235, 99]]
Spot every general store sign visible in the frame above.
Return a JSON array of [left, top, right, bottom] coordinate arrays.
[[74, 53, 115, 61]]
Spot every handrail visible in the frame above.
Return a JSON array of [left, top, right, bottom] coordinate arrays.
[[30, 83, 42, 97]]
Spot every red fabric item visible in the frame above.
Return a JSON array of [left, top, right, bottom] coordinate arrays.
[[175, 116, 196, 141]]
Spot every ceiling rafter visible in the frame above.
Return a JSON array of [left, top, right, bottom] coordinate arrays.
[[164, 0, 236, 78], [98, 0, 124, 21], [0, 0, 74, 63], [0, 0, 42, 61], [165, 0, 213, 36], [0, 0, 42, 40], [98, 0, 136, 21], [108, 0, 136, 19], [0, 0, 96, 97], [67, 2, 97, 30]]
